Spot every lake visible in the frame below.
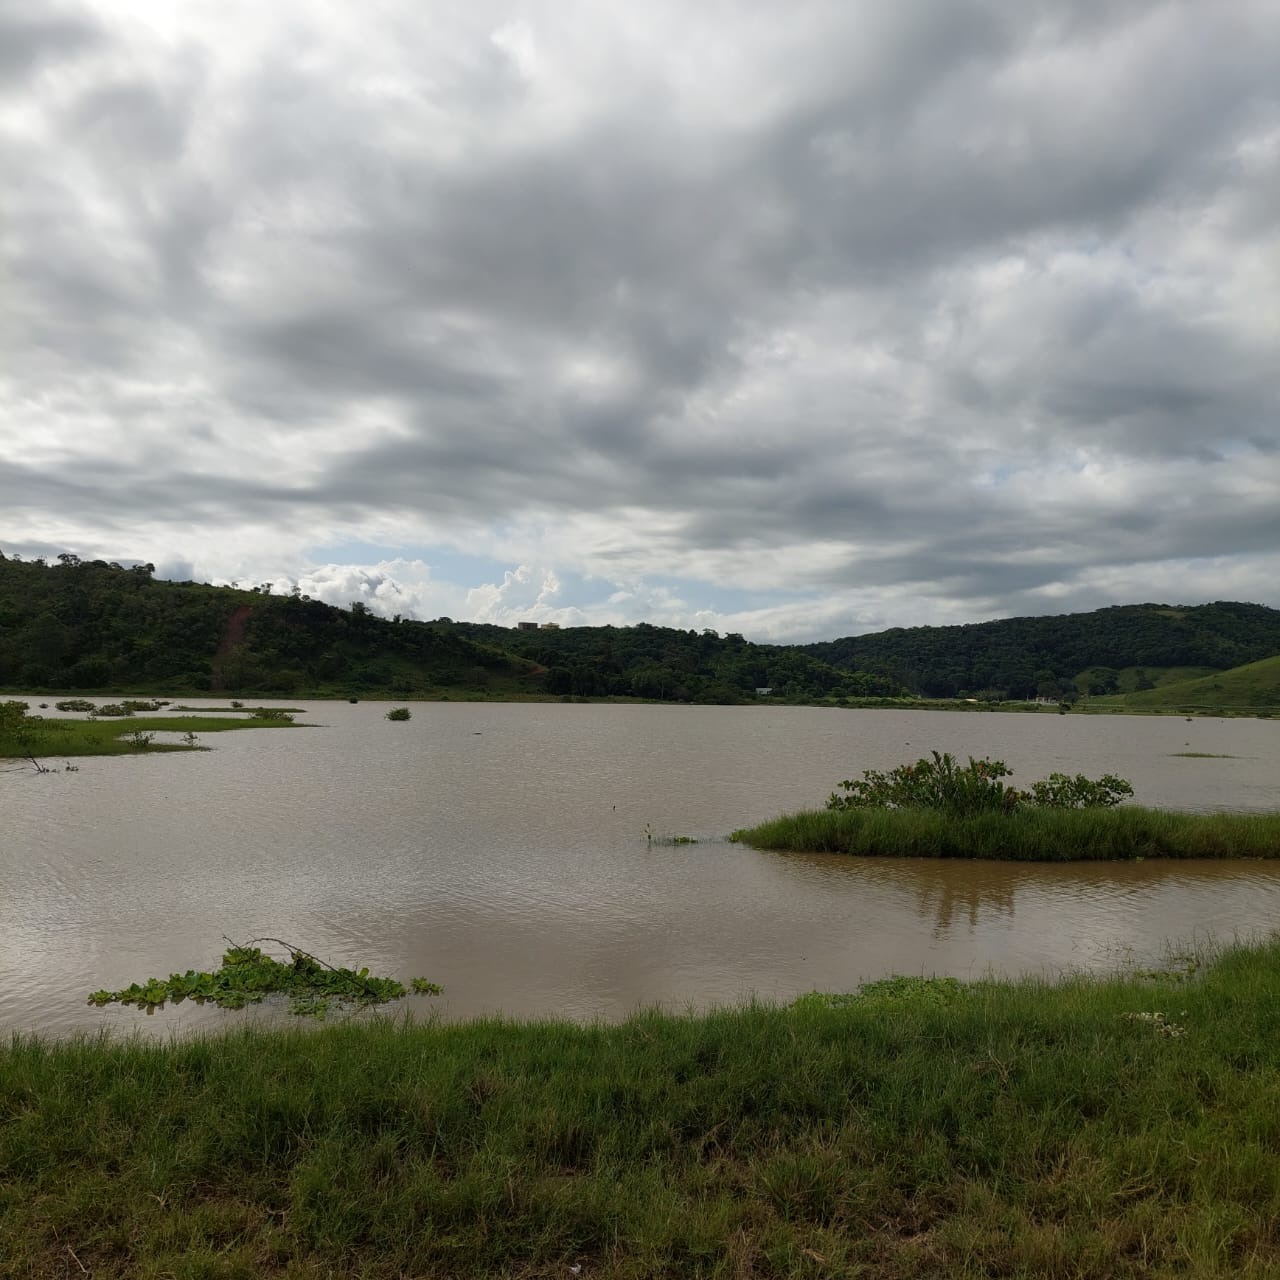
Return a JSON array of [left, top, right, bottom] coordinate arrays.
[[2, 701, 1278, 1036]]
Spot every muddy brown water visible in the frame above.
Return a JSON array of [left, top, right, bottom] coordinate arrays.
[[2, 702, 1278, 1036]]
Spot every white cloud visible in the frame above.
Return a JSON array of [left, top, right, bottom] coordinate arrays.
[[2, 0, 1278, 639]]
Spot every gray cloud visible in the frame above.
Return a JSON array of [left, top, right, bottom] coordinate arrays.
[[2, 1, 1278, 639], [0, 5, 102, 87]]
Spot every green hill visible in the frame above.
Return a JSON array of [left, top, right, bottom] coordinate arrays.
[[4, 550, 1278, 707], [1098, 655, 1280, 712], [0, 555, 542, 698], [0, 555, 873, 703], [801, 602, 1280, 700], [443, 620, 899, 702]]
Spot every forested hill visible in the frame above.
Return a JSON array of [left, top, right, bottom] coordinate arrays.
[[3, 553, 1278, 703], [0, 554, 878, 701], [800, 602, 1280, 699], [443, 620, 901, 701], [0, 555, 539, 696]]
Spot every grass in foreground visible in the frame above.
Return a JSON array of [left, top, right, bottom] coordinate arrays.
[[730, 805, 1280, 860], [4, 940, 1280, 1277], [0, 713, 302, 760]]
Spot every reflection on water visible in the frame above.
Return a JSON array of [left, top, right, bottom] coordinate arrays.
[[2, 701, 1278, 1036], [778, 851, 1280, 943]]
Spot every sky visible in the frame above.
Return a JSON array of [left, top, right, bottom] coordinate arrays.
[[2, 1, 1278, 642]]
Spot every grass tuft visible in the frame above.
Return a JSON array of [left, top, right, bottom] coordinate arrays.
[[730, 805, 1280, 860]]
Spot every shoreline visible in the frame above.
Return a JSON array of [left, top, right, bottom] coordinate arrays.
[[4, 937, 1277, 1277]]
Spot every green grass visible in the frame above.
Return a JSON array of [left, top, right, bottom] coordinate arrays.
[[1076, 664, 1222, 695], [4, 938, 1280, 1277], [170, 705, 309, 713], [1094, 655, 1280, 713], [0, 713, 302, 760], [730, 805, 1280, 860]]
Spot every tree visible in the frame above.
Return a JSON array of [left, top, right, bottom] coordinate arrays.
[[0, 700, 50, 771]]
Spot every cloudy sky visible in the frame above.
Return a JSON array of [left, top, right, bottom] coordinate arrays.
[[3, 1, 1278, 641]]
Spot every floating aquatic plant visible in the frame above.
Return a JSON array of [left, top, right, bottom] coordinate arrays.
[[89, 939, 441, 1018]]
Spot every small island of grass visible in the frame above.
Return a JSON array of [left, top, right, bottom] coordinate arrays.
[[1, 699, 303, 766], [731, 751, 1280, 861]]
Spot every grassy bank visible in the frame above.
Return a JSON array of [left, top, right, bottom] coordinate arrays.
[[0, 713, 301, 760], [1093, 654, 1280, 715], [731, 805, 1280, 860], [4, 940, 1280, 1277]]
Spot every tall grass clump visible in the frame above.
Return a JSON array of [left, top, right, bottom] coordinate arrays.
[[732, 805, 1280, 860], [4, 937, 1280, 1277]]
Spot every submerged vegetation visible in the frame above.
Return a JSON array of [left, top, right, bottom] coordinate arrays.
[[88, 941, 440, 1018], [0, 699, 299, 763], [732, 751, 1280, 860], [4, 938, 1280, 1277]]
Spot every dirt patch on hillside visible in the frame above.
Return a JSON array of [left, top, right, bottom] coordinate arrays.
[[211, 604, 254, 691]]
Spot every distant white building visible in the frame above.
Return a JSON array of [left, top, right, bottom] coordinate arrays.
[[755, 687, 774, 696]]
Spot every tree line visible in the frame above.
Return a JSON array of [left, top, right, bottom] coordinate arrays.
[[3, 551, 1276, 702]]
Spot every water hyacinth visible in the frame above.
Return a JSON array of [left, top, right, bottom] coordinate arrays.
[[88, 942, 440, 1018]]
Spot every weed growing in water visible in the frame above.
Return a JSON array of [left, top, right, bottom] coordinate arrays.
[[88, 940, 441, 1017], [792, 975, 970, 1011], [642, 822, 698, 846]]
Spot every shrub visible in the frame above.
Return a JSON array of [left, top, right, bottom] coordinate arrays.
[[1024, 772, 1133, 809], [55, 699, 95, 712], [828, 751, 1017, 816], [827, 751, 1132, 816], [386, 707, 411, 721]]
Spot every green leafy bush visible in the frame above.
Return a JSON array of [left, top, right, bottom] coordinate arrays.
[[827, 750, 1132, 815], [385, 707, 411, 721], [828, 751, 1018, 815], [1024, 771, 1134, 809]]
